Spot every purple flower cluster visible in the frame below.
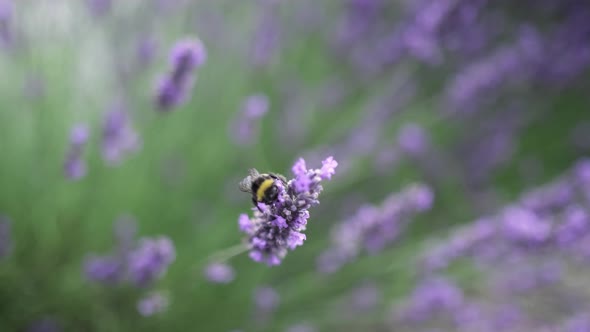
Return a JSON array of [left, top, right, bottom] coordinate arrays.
[[421, 159, 590, 274], [101, 106, 141, 166], [63, 124, 90, 180], [239, 157, 337, 266], [84, 219, 175, 288], [391, 159, 590, 331], [394, 277, 464, 323], [318, 183, 433, 274], [128, 237, 176, 286], [155, 38, 206, 111]]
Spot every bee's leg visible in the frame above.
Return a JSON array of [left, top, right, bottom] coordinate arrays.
[[253, 198, 264, 213]]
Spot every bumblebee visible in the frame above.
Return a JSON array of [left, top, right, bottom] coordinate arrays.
[[239, 168, 287, 212]]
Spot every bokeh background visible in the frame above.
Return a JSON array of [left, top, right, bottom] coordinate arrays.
[[1, 0, 590, 331]]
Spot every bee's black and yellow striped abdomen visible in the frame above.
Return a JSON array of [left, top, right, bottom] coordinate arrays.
[[253, 177, 275, 201], [242, 171, 287, 212]]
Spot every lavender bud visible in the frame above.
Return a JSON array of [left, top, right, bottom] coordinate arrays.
[[204, 262, 235, 284], [137, 292, 169, 317], [155, 38, 206, 111], [64, 124, 90, 180]]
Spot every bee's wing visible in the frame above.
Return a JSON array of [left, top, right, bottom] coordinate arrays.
[[239, 176, 252, 193], [277, 173, 287, 184], [239, 169, 259, 193]]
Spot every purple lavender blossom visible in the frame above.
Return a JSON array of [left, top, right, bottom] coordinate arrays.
[[84, 255, 123, 284], [155, 38, 206, 111], [137, 292, 169, 317], [85, 220, 176, 288], [204, 262, 235, 284], [101, 106, 141, 166], [501, 206, 551, 245], [128, 236, 175, 287], [254, 286, 280, 312], [397, 123, 429, 157], [319, 183, 433, 273], [230, 94, 270, 145], [0, 0, 13, 46], [239, 157, 337, 265], [0, 215, 11, 258], [64, 123, 90, 180], [396, 277, 464, 323]]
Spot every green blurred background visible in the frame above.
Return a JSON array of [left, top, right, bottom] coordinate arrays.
[[0, 1, 588, 331]]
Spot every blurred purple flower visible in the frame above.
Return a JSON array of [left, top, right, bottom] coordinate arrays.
[[254, 286, 279, 312], [398, 123, 429, 156], [230, 94, 270, 145], [101, 106, 141, 166], [239, 157, 337, 265], [128, 236, 175, 287], [319, 183, 433, 273], [26, 318, 62, 332], [562, 313, 590, 332], [320, 156, 338, 180], [137, 292, 169, 317], [502, 206, 551, 244], [204, 262, 235, 284], [64, 123, 90, 180], [84, 255, 123, 284], [84, 220, 176, 288], [86, 0, 111, 17], [397, 277, 464, 323], [155, 38, 206, 111], [285, 323, 317, 332], [0, 0, 13, 46]]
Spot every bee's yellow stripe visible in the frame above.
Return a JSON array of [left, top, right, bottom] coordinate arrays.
[[256, 179, 274, 201]]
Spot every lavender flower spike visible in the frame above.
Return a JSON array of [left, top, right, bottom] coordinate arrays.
[[239, 157, 338, 266], [137, 292, 169, 317], [128, 236, 175, 287], [155, 38, 206, 111], [204, 262, 235, 284], [101, 106, 141, 166], [64, 123, 90, 180]]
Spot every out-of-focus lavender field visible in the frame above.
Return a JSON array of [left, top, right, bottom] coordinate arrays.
[[1, 0, 590, 331]]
